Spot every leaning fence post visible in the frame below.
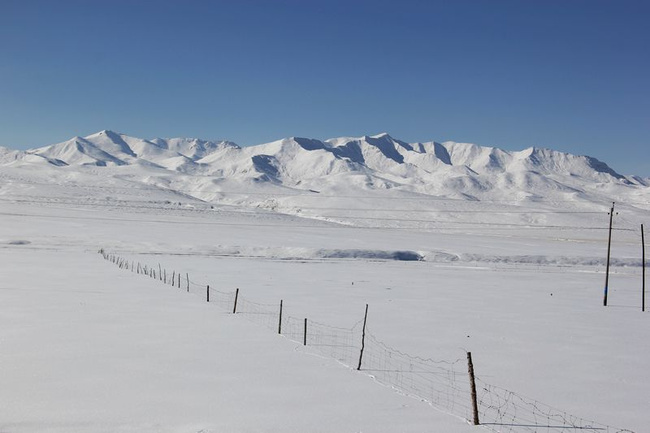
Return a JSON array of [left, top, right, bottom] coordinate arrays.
[[159, 264, 162, 281], [233, 288, 239, 314], [207, 285, 210, 303], [357, 304, 369, 371], [186, 273, 190, 292], [467, 351, 480, 425], [304, 318, 307, 346], [278, 300, 283, 334]]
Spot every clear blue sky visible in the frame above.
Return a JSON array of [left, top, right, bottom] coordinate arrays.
[[1, 0, 648, 175]]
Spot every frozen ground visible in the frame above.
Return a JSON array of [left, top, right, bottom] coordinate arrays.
[[0, 185, 648, 433], [0, 144, 648, 433]]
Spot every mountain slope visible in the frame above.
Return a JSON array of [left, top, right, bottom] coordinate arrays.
[[2, 130, 647, 209]]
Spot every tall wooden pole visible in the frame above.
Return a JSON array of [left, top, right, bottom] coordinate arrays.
[[278, 300, 283, 334], [206, 285, 210, 303], [604, 202, 615, 306], [642, 224, 646, 312], [467, 352, 480, 425], [357, 304, 369, 371]]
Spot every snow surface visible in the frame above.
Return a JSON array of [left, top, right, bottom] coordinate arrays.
[[0, 131, 648, 432]]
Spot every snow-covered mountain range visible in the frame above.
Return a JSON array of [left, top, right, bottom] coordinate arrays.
[[1, 130, 648, 210]]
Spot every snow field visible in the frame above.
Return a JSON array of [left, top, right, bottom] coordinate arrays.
[[0, 247, 471, 433], [0, 165, 648, 432]]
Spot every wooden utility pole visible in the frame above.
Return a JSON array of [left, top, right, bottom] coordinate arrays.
[[604, 202, 616, 306], [357, 304, 369, 371], [642, 224, 646, 312], [467, 352, 480, 425]]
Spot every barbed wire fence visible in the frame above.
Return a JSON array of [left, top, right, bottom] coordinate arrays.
[[98, 248, 635, 433]]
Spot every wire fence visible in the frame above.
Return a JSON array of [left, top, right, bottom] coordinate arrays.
[[98, 249, 636, 433]]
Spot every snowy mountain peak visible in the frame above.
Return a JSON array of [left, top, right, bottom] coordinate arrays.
[[2, 130, 644, 205]]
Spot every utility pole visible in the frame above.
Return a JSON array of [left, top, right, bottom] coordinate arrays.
[[604, 202, 616, 307], [642, 224, 646, 312]]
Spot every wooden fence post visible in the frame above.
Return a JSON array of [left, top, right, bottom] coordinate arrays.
[[304, 318, 307, 346], [467, 352, 480, 425], [357, 304, 369, 370], [207, 285, 210, 303], [278, 300, 283, 334], [159, 264, 162, 281], [186, 273, 190, 292], [233, 288, 239, 314]]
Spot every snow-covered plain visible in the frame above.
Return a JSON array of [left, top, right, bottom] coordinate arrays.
[[0, 131, 648, 432]]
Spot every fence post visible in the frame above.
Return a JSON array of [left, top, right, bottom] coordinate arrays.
[[233, 288, 239, 314], [467, 352, 480, 425], [159, 264, 162, 281], [207, 285, 210, 303], [304, 318, 307, 346], [357, 304, 369, 370], [177, 272, 181, 288], [278, 300, 283, 334], [186, 273, 190, 292], [172, 271, 175, 286]]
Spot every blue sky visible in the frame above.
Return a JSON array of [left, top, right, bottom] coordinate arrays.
[[1, 0, 648, 175]]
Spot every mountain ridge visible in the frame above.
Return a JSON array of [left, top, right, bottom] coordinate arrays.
[[1, 130, 648, 204]]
